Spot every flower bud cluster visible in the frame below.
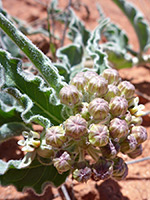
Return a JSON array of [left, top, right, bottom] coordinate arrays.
[[18, 69, 147, 183]]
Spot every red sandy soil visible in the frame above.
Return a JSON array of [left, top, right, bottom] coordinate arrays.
[[0, 0, 150, 199]]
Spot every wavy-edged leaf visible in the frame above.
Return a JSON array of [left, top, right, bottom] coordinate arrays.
[[0, 49, 64, 127], [0, 158, 69, 194], [113, 0, 150, 53], [0, 122, 29, 143], [0, 91, 23, 125], [86, 19, 110, 74], [0, 13, 65, 94]]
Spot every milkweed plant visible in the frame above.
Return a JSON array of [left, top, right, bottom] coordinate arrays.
[[0, 0, 149, 194]]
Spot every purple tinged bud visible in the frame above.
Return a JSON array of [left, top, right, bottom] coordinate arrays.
[[64, 114, 88, 139], [130, 126, 147, 144], [120, 134, 138, 154], [118, 81, 135, 99], [104, 84, 121, 102], [87, 76, 108, 97], [74, 102, 90, 121], [112, 157, 127, 177], [83, 71, 98, 81], [112, 157, 128, 181], [109, 96, 128, 117], [73, 164, 92, 183], [88, 98, 109, 120], [88, 124, 109, 147], [92, 157, 113, 181], [109, 118, 129, 140], [127, 144, 143, 159], [53, 151, 72, 174], [70, 76, 87, 92], [101, 68, 120, 85], [45, 126, 67, 148], [100, 140, 120, 159], [59, 85, 82, 107]]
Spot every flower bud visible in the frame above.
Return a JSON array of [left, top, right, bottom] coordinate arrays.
[[70, 76, 87, 92], [53, 151, 72, 174], [120, 134, 138, 154], [74, 102, 90, 121], [130, 126, 147, 144], [88, 98, 109, 120], [100, 140, 120, 159], [89, 124, 109, 147], [37, 138, 54, 158], [45, 126, 67, 148], [101, 68, 120, 85], [109, 118, 129, 140], [127, 144, 142, 159], [92, 157, 113, 181], [122, 111, 132, 124], [112, 157, 128, 181], [118, 81, 135, 99], [104, 84, 121, 102], [112, 157, 127, 177], [109, 96, 128, 117], [83, 71, 98, 81], [87, 76, 108, 97], [64, 114, 88, 139], [59, 85, 82, 107], [73, 163, 92, 183]]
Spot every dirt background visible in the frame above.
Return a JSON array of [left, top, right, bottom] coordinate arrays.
[[0, 0, 150, 199]]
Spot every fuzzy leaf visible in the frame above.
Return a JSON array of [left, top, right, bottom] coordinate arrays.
[[0, 122, 29, 142], [0, 13, 65, 94], [0, 158, 69, 194], [0, 49, 64, 127], [86, 19, 110, 74], [113, 0, 150, 53]]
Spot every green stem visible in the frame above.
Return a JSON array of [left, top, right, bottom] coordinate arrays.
[[0, 13, 64, 94]]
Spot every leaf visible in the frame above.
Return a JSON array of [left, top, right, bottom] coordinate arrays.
[[0, 122, 29, 143], [86, 19, 110, 74], [0, 49, 64, 127], [0, 158, 69, 194], [0, 13, 65, 94], [0, 91, 23, 125], [113, 0, 150, 53]]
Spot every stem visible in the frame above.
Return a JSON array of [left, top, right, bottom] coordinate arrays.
[[126, 156, 150, 165], [61, 185, 71, 200], [0, 13, 64, 94], [87, 145, 100, 161]]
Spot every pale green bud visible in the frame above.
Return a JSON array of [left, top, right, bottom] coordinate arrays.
[[120, 134, 137, 154], [87, 76, 108, 97], [88, 98, 109, 120], [109, 118, 129, 140], [118, 81, 135, 100], [74, 102, 90, 120], [70, 76, 87, 92], [53, 151, 72, 174], [37, 138, 54, 158], [104, 84, 121, 102], [65, 114, 88, 139], [112, 157, 128, 180], [101, 68, 120, 85], [83, 71, 98, 82], [59, 85, 82, 107], [88, 124, 109, 147], [45, 126, 67, 148], [109, 96, 128, 117]]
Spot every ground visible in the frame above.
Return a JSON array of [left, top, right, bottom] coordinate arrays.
[[0, 0, 150, 199]]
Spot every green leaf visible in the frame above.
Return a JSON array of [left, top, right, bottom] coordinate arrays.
[[113, 0, 150, 53], [0, 13, 65, 94], [0, 49, 64, 127], [86, 19, 110, 74], [0, 91, 23, 125], [0, 122, 29, 142], [0, 158, 69, 193]]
